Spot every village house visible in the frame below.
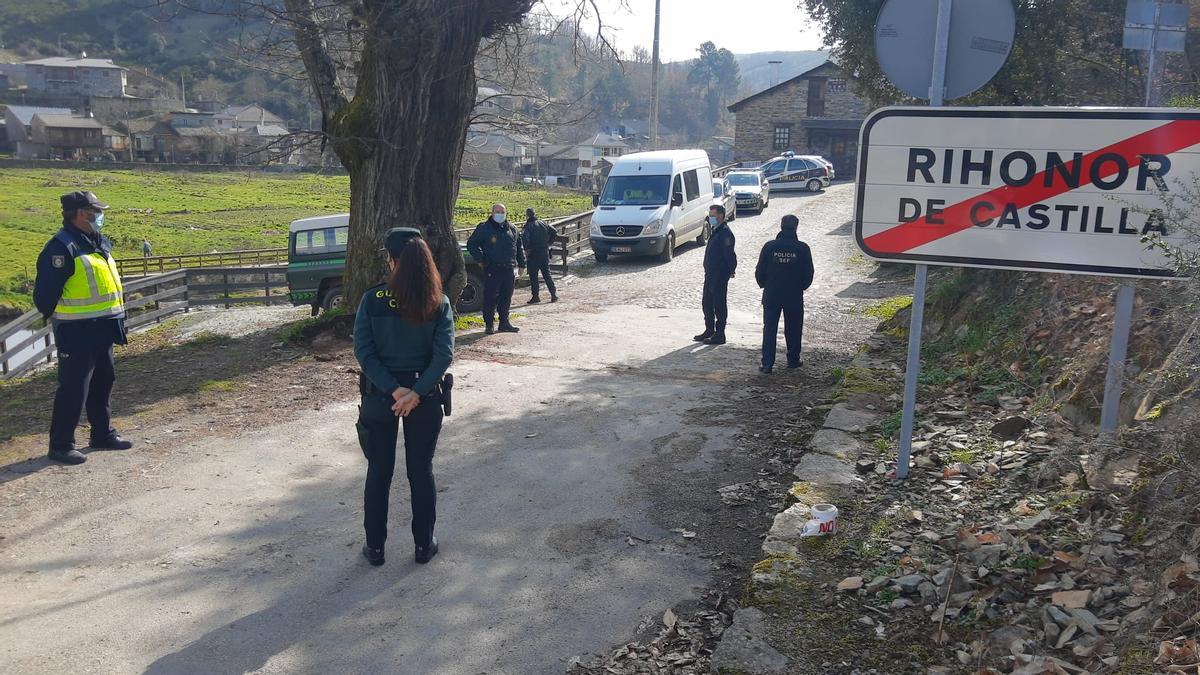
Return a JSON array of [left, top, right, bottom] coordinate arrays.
[[215, 104, 286, 131], [727, 58, 869, 176], [23, 56, 127, 98], [4, 105, 72, 157], [29, 114, 104, 160]]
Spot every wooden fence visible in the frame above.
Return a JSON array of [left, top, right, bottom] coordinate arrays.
[[0, 267, 289, 380], [117, 248, 289, 277]]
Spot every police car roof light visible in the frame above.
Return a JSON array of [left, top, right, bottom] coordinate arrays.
[[782, 150, 795, 158]]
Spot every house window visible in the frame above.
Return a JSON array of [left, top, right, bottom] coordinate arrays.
[[829, 78, 847, 93], [773, 125, 791, 151], [807, 79, 826, 117]]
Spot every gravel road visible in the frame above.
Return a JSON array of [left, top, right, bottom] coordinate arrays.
[[0, 183, 908, 673]]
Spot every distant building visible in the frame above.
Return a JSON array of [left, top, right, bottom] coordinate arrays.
[[101, 126, 129, 158], [215, 103, 285, 131], [4, 105, 73, 157], [29, 114, 104, 159], [727, 58, 869, 176], [23, 56, 128, 97], [168, 111, 219, 128]]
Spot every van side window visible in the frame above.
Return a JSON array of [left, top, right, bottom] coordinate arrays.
[[683, 169, 700, 202], [672, 175, 683, 200]]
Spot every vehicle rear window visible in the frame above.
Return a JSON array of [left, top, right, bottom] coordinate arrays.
[[787, 159, 808, 172], [294, 226, 348, 256]]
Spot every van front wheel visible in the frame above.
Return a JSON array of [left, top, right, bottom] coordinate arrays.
[[658, 233, 675, 263]]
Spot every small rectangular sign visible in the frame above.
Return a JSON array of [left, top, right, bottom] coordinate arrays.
[[854, 107, 1200, 278]]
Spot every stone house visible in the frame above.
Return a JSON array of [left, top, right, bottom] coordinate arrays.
[[216, 104, 286, 131], [4, 106, 72, 154], [29, 114, 104, 159], [727, 59, 870, 176], [23, 56, 127, 97]]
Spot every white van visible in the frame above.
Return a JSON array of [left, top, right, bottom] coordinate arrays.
[[589, 150, 714, 263]]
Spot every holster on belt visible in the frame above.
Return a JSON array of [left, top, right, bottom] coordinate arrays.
[[440, 373, 454, 416]]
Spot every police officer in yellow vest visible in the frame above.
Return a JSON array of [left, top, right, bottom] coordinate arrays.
[[33, 191, 133, 465]]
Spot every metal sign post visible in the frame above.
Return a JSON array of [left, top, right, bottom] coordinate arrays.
[[1124, 0, 1188, 107], [1101, 284, 1137, 433], [896, 0, 952, 480]]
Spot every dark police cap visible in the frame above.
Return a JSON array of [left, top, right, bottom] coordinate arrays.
[[60, 191, 109, 211], [383, 227, 423, 255]]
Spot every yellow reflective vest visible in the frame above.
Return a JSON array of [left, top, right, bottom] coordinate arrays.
[[52, 230, 125, 321]]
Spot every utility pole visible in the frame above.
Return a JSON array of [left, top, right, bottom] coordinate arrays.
[[649, 0, 661, 150], [180, 72, 186, 108]]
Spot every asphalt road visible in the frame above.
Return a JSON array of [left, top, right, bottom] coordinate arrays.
[[0, 183, 901, 674]]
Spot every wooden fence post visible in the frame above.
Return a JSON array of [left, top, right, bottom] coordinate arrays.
[[223, 271, 230, 309]]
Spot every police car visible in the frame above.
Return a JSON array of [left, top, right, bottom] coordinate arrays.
[[758, 151, 833, 192]]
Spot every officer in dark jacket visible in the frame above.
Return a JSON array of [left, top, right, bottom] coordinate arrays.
[[694, 205, 737, 345], [521, 208, 559, 304], [754, 214, 814, 373], [466, 203, 526, 334], [355, 227, 455, 566], [33, 191, 134, 465]]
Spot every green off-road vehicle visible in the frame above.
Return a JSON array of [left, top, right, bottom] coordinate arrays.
[[286, 214, 486, 314]]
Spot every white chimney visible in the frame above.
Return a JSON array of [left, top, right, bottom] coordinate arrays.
[[80, 51, 87, 59]]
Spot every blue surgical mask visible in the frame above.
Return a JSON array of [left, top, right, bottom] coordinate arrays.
[[494, 213, 507, 224], [707, 216, 719, 226], [91, 211, 105, 231]]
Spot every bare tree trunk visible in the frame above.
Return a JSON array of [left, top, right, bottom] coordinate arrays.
[[284, 0, 534, 311]]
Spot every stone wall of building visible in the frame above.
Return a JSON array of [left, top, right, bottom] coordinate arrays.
[[731, 62, 870, 165]]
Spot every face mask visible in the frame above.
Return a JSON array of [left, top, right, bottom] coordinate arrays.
[[707, 216, 719, 226], [91, 211, 105, 232], [494, 213, 507, 224]]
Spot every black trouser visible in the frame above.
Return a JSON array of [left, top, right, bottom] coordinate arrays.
[[49, 339, 116, 451], [483, 264, 515, 327], [528, 255, 556, 300], [702, 274, 731, 334], [762, 302, 805, 369], [357, 389, 443, 550]]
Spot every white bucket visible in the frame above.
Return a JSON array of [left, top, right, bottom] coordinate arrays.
[[799, 503, 839, 537]]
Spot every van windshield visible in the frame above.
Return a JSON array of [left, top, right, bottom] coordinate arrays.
[[599, 175, 671, 206]]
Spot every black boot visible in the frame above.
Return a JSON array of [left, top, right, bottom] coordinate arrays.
[[693, 330, 714, 342], [415, 537, 439, 564], [704, 333, 727, 345], [498, 324, 520, 333], [48, 448, 86, 465], [362, 544, 385, 567], [485, 324, 495, 335], [90, 434, 133, 450], [528, 297, 541, 304]]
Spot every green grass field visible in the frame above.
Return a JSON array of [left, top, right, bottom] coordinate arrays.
[[0, 168, 590, 312]]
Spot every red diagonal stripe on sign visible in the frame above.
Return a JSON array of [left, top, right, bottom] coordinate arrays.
[[863, 118, 1200, 254]]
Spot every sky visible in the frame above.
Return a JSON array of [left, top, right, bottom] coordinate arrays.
[[547, 0, 826, 62]]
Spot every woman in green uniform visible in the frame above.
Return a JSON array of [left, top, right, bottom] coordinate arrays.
[[354, 228, 454, 566]]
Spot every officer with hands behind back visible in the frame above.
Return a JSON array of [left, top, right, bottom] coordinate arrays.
[[466, 203, 525, 334], [755, 214, 814, 374], [355, 227, 455, 567], [34, 191, 133, 465]]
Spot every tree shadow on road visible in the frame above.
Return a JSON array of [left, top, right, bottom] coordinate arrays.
[[0, 326, 333, 482], [24, 338, 853, 673]]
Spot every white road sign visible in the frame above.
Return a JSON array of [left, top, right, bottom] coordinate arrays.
[[854, 107, 1200, 278]]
